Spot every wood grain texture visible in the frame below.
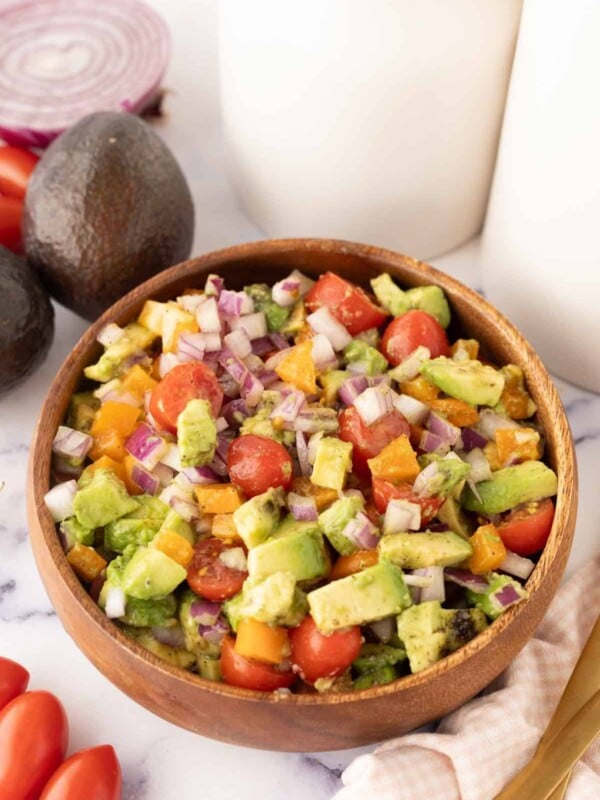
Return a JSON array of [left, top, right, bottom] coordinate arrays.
[[27, 239, 578, 751]]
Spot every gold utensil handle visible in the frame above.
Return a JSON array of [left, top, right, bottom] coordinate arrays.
[[495, 689, 600, 800], [546, 773, 570, 800]]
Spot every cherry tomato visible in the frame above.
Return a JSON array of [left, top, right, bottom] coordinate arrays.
[[227, 434, 293, 497], [0, 195, 23, 253], [305, 272, 388, 335], [497, 498, 555, 556], [220, 636, 295, 691], [40, 745, 121, 800], [339, 406, 410, 478], [149, 362, 223, 434], [381, 309, 450, 366], [0, 146, 39, 199], [0, 658, 29, 710], [289, 615, 362, 684], [331, 550, 379, 580], [372, 478, 444, 524], [187, 537, 247, 601], [0, 690, 68, 799]]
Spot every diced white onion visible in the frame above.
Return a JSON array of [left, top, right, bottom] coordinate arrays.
[[197, 297, 222, 333], [177, 294, 207, 314], [309, 334, 337, 370], [476, 409, 521, 438], [218, 547, 247, 572], [160, 443, 182, 471], [289, 269, 315, 296], [272, 276, 301, 307], [418, 566, 446, 603], [44, 480, 78, 522], [306, 307, 352, 351], [159, 353, 179, 378], [383, 499, 422, 533], [391, 392, 430, 425], [224, 328, 252, 359], [388, 346, 431, 383], [307, 431, 324, 465], [463, 448, 492, 483], [354, 385, 394, 426], [229, 312, 268, 340], [96, 322, 124, 347], [105, 586, 126, 619], [499, 551, 535, 580]]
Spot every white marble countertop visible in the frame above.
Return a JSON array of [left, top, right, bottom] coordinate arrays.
[[1, 1, 599, 797]]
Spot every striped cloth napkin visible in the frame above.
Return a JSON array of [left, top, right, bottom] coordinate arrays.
[[335, 554, 600, 800]]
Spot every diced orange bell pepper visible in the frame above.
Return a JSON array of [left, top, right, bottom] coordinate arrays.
[[82, 455, 127, 484], [162, 302, 199, 353], [195, 484, 244, 514], [367, 434, 420, 484], [429, 398, 479, 428], [294, 325, 314, 344], [498, 366, 536, 420], [90, 401, 140, 440], [468, 523, 506, 575], [138, 299, 167, 336], [151, 529, 194, 568], [275, 339, 317, 395], [400, 375, 439, 403], [122, 454, 145, 496], [66, 543, 107, 582], [451, 339, 479, 360], [234, 619, 290, 665], [484, 441, 502, 471], [122, 364, 157, 400], [212, 513, 243, 544], [495, 428, 541, 466], [331, 550, 379, 580], [89, 429, 126, 462], [290, 477, 339, 511]]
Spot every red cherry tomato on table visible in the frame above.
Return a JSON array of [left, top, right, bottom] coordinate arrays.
[[0, 195, 24, 253], [149, 362, 223, 434], [0, 690, 68, 800], [40, 745, 121, 800], [0, 145, 39, 198], [227, 434, 293, 497], [497, 498, 555, 556], [289, 615, 362, 684], [187, 536, 247, 602], [339, 406, 410, 478], [381, 309, 450, 366], [372, 478, 444, 525], [305, 272, 388, 335], [220, 636, 295, 691], [0, 657, 29, 710]]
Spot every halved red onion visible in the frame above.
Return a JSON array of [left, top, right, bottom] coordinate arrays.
[[190, 600, 222, 625], [159, 352, 179, 378], [152, 625, 186, 649], [296, 431, 311, 476], [383, 498, 421, 533], [368, 617, 395, 643], [230, 312, 267, 341], [270, 390, 306, 423], [125, 423, 167, 470], [499, 551, 535, 580], [392, 392, 429, 426], [342, 512, 380, 550], [476, 410, 521, 439], [52, 425, 93, 461], [272, 277, 301, 307], [288, 492, 318, 522], [310, 334, 338, 370], [463, 448, 492, 483], [96, 323, 124, 348], [222, 399, 250, 426], [445, 568, 489, 593], [427, 411, 461, 447], [419, 430, 451, 456], [44, 480, 77, 522], [354, 385, 394, 426], [418, 566, 446, 603], [204, 274, 223, 297], [197, 298, 222, 333], [0, 0, 170, 148], [159, 484, 199, 522], [461, 427, 488, 451], [177, 332, 206, 362], [338, 375, 369, 406], [131, 463, 160, 495], [388, 346, 431, 383], [292, 407, 339, 434], [105, 586, 126, 620], [182, 466, 220, 485], [224, 328, 252, 359], [306, 307, 352, 351]]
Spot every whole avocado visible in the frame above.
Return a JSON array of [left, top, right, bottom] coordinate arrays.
[[0, 246, 54, 395], [23, 112, 194, 320]]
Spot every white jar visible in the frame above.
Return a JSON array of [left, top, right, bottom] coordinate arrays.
[[481, 0, 600, 392], [218, 0, 523, 259]]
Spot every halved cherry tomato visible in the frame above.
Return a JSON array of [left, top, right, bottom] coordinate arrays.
[[220, 636, 295, 691], [305, 272, 388, 335], [187, 537, 247, 601], [331, 550, 379, 580], [149, 362, 223, 434], [339, 406, 410, 478], [227, 434, 293, 497], [0, 146, 39, 198], [497, 498, 555, 556], [381, 309, 450, 366], [289, 615, 362, 684], [0, 690, 68, 799], [0, 195, 23, 253], [40, 745, 121, 800], [372, 478, 444, 525], [0, 657, 29, 710]]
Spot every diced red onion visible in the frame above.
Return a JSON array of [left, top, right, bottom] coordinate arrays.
[[53, 455, 83, 483], [307, 307, 352, 351], [131, 463, 160, 495], [105, 586, 126, 620], [463, 448, 492, 483], [197, 298, 222, 333], [0, 0, 169, 148], [96, 323, 124, 347], [122, 350, 152, 373], [269, 332, 291, 351], [418, 566, 446, 603], [199, 616, 230, 645], [218, 372, 240, 400], [240, 371, 264, 407], [368, 374, 392, 387], [307, 431, 324, 465], [388, 346, 431, 383], [342, 512, 380, 550], [159, 443, 182, 472], [173, 472, 195, 492], [392, 392, 429, 425], [338, 375, 369, 406], [272, 277, 301, 307], [492, 583, 523, 609], [177, 332, 205, 363], [222, 399, 250, 426], [292, 407, 339, 434], [218, 290, 242, 317], [125, 423, 167, 470], [427, 412, 461, 447], [243, 353, 266, 374], [499, 551, 535, 580], [224, 328, 252, 359], [229, 312, 267, 340], [100, 389, 140, 408], [476, 410, 521, 439], [296, 431, 311, 476], [159, 353, 179, 377], [310, 334, 338, 370], [264, 349, 289, 371], [216, 435, 232, 463], [195, 514, 215, 535], [260, 370, 281, 387], [178, 294, 206, 314], [354, 385, 394, 426], [445, 568, 489, 593], [208, 452, 229, 478], [205, 274, 223, 297], [368, 617, 395, 643], [403, 573, 433, 588], [190, 600, 222, 625], [52, 426, 93, 461], [251, 336, 274, 356], [384, 499, 421, 533], [218, 347, 248, 384], [159, 484, 199, 522], [270, 390, 306, 423], [288, 269, 315, 296], [461, 427, 488, 451], [413, 461, 441, 498], [288, 492, 318, 522], [152, 462, 175, 488], [347, 361, 369, 375], [419, 430, 451, 456], [182, 466, 220, 485], [215, 417, 228, 434], [44, 480, 77, 522], [196, 332, 222, 353], [151, 625, 186, 649]]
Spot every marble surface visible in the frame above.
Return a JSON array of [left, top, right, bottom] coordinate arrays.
[[1, 1, 599, 797]]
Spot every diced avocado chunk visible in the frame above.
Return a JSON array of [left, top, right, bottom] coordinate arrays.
[[352, 643, 406, 675], [319, 370, 350, 406], [121, 594, 178, 627], [379, 531, 473, 569], [126, 495, 170, 521], [396, 601, 487, 673], [66, 392, 100, 433], [121, 547, 187, 600], [125, 628, 196, 670], [416, 453, 471, 498], [84, 322, 156, 382], [404, 286, 451, 329], [273, 514, 321, 538], [158, 509, 195, 544], [353, 665, 398, 690], [436, 495, 475, 539], [461, 460, 558, 515], [244, 283, 291, 332], [178, 591, 219, 657], [104, 518, 161, 553], [281, 300, 306, 336], [197, 654, 221, 681], [371, 274, 411, 317], [421, 357, 505, 406], [247, 530, 328, 584], [310, 437, 353, 491], [233, 487, 285, 549], [223, 572, 308, 631], [308, 562, 412, 634], [240, 391, 294, 444], [343, 340, 388, 376], [177, 398, 217, 468], [466, 573, 529, 620], [73, 469, 139, 529], [318, 495, 364, 556], [59, 517, 94, 548]]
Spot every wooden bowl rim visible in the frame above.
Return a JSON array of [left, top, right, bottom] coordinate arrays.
[[29, 237, 577, 707]]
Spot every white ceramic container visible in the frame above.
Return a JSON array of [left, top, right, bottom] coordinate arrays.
[[218, 0, 523, 259]]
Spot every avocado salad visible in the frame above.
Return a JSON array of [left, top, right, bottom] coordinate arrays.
[[44, 269, 558, 693]]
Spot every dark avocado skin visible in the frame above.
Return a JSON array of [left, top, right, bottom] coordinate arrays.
[[0, 246, 54, 396], [23, 111, 194, 320]]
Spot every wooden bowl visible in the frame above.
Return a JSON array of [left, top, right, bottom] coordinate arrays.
[[27, 239, 577, 751]]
